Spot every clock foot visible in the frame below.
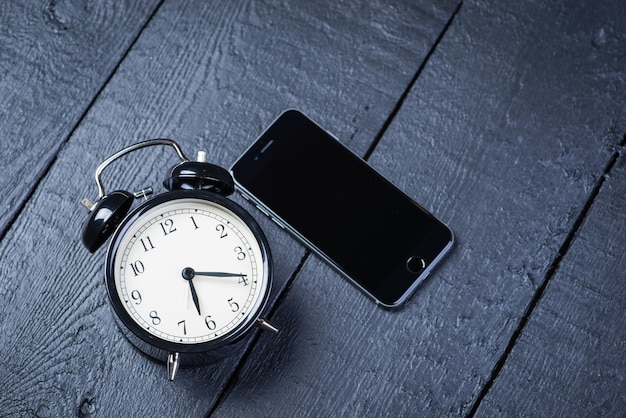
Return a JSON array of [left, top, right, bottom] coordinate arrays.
[[256, 317, 279, 334], [167, 352, 180, 381]]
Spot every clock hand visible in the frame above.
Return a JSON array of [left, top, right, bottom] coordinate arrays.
[[181, 268, 201, 316], [188, 279, 201, 316], [192, 271, 247, 278]]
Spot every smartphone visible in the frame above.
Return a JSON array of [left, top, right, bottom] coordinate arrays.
[[231, 110, 454, 308]]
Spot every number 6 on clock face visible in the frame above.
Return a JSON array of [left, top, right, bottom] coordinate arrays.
[[106, 191, 271, 352]]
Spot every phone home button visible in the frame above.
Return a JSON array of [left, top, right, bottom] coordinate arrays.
[[406, 256, 426, 274]]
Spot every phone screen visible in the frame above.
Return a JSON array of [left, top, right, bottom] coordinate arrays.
[[231, 110, 453, 307]]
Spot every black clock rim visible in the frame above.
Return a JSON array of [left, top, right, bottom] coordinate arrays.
[[104, 189, 273, 354]]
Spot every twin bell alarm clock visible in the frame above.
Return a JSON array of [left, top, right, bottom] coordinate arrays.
[[80, 139, 277, 381]]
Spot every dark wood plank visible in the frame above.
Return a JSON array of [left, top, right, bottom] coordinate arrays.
[[211, 0, 626, 416], [476, 150, 626, 416], [0, 0, 458, 416], [0, 0, 160, 237]]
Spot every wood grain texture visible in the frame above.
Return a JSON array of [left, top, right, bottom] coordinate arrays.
[[475, 149, 626, 416], [0, 0, 458, 416], [212, 0, 626, 416], [0, 0, 160, 237]]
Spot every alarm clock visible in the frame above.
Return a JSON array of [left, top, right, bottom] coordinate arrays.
[[80, 139, 278, 381]]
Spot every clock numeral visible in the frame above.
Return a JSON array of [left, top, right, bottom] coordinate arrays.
[[149, 310, 161, 326], [130, 290, 142, 305], [227, 297, 240, 313], [190, 216, 199, 229], [130, 260, 145, 276], [178, 320, 187, 335], [216, 224, 228, 238], [205, 316, 216, 330], [234, 246, 246, 260], [140, 236, 155, 252], [160, 218, 177, 236], [238, 275, 249, 286]]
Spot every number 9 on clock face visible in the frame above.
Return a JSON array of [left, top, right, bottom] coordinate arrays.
[[105, 190, 271, 353]]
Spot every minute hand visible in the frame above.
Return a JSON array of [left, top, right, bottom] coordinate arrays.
[[193, 272, 247, 278]]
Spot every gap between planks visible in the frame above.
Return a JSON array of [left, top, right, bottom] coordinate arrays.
[[363, 0, 464, 162], [207, 251, 312, 417], [0, 1, 167, 245], [207, 1, 465, 416], [467, 132, 626, 417]]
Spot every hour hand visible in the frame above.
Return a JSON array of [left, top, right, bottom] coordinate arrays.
[[188, 280, 201, 316], [181, 268, 201, 316]]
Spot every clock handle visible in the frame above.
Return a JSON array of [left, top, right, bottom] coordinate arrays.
[[91, 139, 189, 201]]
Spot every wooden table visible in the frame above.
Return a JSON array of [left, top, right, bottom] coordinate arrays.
[[1, 1, 624, 416]]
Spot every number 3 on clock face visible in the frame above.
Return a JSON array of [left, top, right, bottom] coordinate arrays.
[[105, 191, 271, 351]]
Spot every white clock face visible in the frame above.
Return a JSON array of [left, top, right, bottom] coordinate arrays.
[[112, 197, 268, 345]]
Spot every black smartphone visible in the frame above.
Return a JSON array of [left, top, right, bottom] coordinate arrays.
[[231, 110, 454, 308]]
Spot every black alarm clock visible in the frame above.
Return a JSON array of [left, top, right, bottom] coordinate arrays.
[[80, 139, 277, 381]]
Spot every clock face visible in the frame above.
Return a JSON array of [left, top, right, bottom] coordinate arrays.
[[107, 193, 270, 349]]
